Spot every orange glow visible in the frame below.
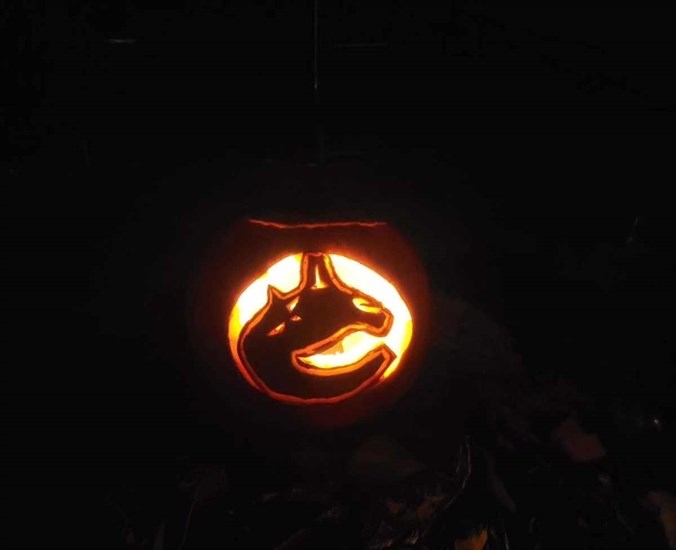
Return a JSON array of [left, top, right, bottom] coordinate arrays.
[[248, 219, 386, 229], [311, 265, 328, 289], [227, 253, 413, 403]]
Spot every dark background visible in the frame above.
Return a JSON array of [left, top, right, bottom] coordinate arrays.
[[4, 0, 675, 547]]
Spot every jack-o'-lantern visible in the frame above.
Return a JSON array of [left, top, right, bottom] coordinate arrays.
[[189, 218, 430, 428]]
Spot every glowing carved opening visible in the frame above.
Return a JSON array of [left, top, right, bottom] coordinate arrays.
[[227, 253, 413, 404]]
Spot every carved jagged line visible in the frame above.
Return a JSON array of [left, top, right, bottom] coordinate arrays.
[[248, 219, 386, 229]]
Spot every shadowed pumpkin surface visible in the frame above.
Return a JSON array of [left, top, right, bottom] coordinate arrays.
[[189, 218, 431, 428]]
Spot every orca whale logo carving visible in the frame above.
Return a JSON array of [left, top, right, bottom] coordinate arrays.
[[230, 253, 411, 404]]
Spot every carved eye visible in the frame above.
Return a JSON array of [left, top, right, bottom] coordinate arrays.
[[352, 297, 381, 313], [267, 322, 286, 336], [290, 315, 302, 322]]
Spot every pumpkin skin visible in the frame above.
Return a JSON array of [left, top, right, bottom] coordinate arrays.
[[189, 218, 431, 429]]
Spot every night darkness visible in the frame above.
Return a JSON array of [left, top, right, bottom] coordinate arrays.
[[4, 1, 675, 548]]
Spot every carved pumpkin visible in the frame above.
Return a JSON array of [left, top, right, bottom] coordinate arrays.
[[190, 218, 430, 428]]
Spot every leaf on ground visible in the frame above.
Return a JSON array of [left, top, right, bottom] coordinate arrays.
[[385, 499, 406, 516], [415, 494, 445, 520], [644, 492, 676, 550], [551, 416, 606, 462], [454, 529, 488, 550]]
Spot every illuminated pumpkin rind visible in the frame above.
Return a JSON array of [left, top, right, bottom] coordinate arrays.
[[189, 218, 431, 428]]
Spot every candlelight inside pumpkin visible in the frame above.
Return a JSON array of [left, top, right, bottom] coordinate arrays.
[[228, 252, 413, 404]]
